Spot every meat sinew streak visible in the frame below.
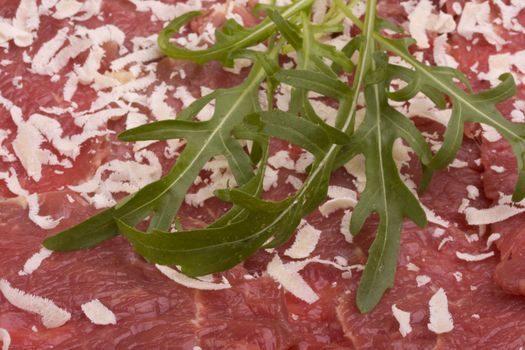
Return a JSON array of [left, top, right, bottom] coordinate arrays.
[[2, 0, 525, 349]]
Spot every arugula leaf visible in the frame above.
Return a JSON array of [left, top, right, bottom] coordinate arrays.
[[119, 0, 376, 278], [119, 91, 344, 274], [374, 36, 525, 200], [343, 53, 432, 312], [43, 47, 276, 250], [157, 0, 314, 66]]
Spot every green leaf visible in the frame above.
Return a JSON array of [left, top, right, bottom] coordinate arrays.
[[247, 110, 331, 157], [157, 0, 315, 66], [347, 55, 430, 312], [44, 47, 277, 251], [276, 69, 351, 98], [377, 36, 525, 200], [117, 0, 370, 277]]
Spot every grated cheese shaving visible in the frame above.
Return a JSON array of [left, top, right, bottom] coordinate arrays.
[[81, 299, 117, 325], [0, 328, 10, 350], [0, 0, 39, 48], [263, 166, 279, 191], [433, 34, 459, 69], [391, 304, 412, 337], [156, 265, 231, 290], [267, 255, 359, 304], [18, 247, 53, 276], [406, 262, 420, 272], [284, 221, 322, 259], [344, 155, 366, 192], [130, 0, 203, 21], [457, 2, 506, 50], [453, 271, 463, 282], [405, 0, 455, 49], [267, 255, 319, 304], [466, 185, 479, 200], [416, 275, 431, 287], [438, 236, 454, 251], [465, 194, 525, 225], [285, 175, 303, 190], [456, 251, 494, 262], [490, 165, 505, 173], [427, 288, 454, 334], [340, 209, 353, 243], [268, 150, 295, 170], [53, 0, 83, 19], [486, 233, 501, 250], [0, 279, 71, 328], [69, 150, 162, 209], [0, 169, 63, 229]]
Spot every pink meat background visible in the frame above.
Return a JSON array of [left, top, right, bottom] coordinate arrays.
[[1, 0, 525, 349]]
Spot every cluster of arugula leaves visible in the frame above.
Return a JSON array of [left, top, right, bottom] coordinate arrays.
[[44, 0, 525, 312]]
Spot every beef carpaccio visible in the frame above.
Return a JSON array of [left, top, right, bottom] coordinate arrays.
[[1, 0, 525, 349]]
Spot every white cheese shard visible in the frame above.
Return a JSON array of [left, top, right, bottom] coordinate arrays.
[[63, 72, 78, 101], [31, 27, 70, 75], [424, 207, 450, 228], [185, 156, 237, 207], [156, 265, 231, 290], [340, 209, 353, 243], [477, 52, 525, 87], [465, 194, 525, 225], [267, 255, 319, 304], [0, 328, 10, 350], [405, 93, 452, 126], [452, 2, 462, 15], [295, 152, 314, 174], [344, 155, 366, 192], [81, 299, 117, 325], [0, 279, 71, 328], [284, 221, 322, 259], [406, 262, 420, 272], [466, 185, 479, 200], [111, 46, 162, 71], [407, 0, 433, 48], [405, 0, 455, 49], [263, 166, 279, 191], [285, 175, 303, 190], [438, 236, 454, 251], [433, 228, 446, 238], [490, 165, 505, 173], [433, 34, 459, 69], [457, 2, 506, 50], [391, 304, 412, 337], [319, 186, 358, 217], [18, 247, 53, 276], [268, 150, 295, 170], [0, 169, 63, 229], [0, 129, 15, 162], [427, 288, 454, 334], [130, 0, 203, 22], [149, 83, 174, 121], [69, 150, 162, 209], [12, 118, 45, 181], [53, 0, 83, 19], [0, 0, 39, 48], [453, 271, 463, 282], [309, 99, 337, 126], [70, 0, 102, 21], [486, 233, 501, 250], [494, 0, 525, 33], [267, 255, 358, 303], [456, 251, 494, 262], [416, 275, 431, 287]]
